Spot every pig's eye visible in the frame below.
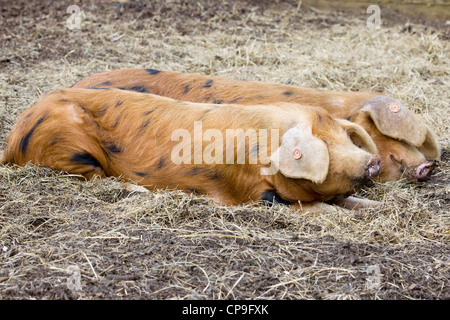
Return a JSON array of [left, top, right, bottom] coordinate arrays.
[[389, 154, 405, 170], [349, 133, 362, 148]]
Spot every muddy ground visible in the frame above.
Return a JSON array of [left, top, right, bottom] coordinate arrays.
[[0, 0, 448, 300]]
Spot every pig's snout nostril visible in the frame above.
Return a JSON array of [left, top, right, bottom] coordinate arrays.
[[415, 161, 435, 180], [366, 155, 381, 179]]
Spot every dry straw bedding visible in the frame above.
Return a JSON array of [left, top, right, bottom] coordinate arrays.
[[0, 0, 448, 299]]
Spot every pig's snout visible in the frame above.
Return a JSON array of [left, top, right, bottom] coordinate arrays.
[[415, 161, 435, 180], [365, 155, 381, 179]]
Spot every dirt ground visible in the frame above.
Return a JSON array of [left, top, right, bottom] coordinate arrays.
[[0, 0, 449, 300]]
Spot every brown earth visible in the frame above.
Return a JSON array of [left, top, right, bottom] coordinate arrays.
[[0, 0, 448, 300]]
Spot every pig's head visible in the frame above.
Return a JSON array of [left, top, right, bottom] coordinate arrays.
[[267, 108, 381, 202], [352, 96, 441, 181]]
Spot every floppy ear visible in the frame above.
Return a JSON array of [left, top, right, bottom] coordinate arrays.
[[361, 96, 427, 147], [270, 125, 329, 184], [415, 116, 441, 160], [335, 118, 378, 154]]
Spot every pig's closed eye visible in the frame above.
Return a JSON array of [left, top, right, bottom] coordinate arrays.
[[350, 133, 363, 148]]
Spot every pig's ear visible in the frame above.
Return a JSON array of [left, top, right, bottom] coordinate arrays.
[[270, 125, 329, 183], [335, 118, 378, 154], [415, 117, 441, 160], [361, 96, 427, 147]]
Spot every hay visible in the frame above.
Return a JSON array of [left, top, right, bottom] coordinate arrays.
[[0, 0, 448, 299]]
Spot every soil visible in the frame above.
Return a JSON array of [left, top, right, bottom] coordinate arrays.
[[0, 0, 448, 300]]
